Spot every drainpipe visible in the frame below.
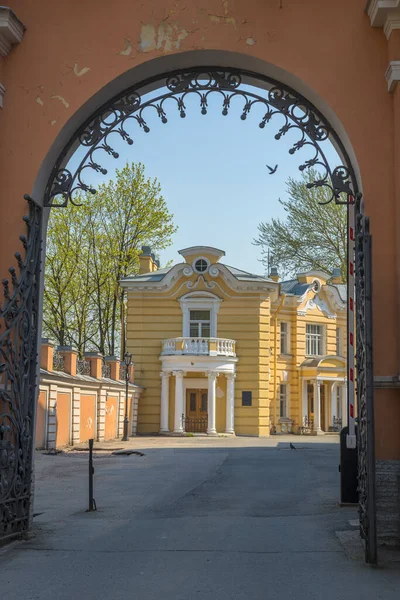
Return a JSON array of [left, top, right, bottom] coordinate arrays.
[[271, 293, 286, 432]]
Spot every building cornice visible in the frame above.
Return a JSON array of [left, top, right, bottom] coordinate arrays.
[[121, 262, 279, 296], [385, 60, 400, 91], [366, 0, 400, 39], [0, 7, 25, 57]]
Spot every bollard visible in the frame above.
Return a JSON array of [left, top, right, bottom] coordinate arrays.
[[339, 425, 358, 504], [87, 438, 97, 512]]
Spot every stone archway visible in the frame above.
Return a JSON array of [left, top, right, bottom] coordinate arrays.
[[0, 3, 397, 558]]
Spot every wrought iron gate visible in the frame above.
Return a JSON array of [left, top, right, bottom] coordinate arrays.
[[0, 196, 42, 543], [0, 69, 376, 552], [355, 194, 377, 564]]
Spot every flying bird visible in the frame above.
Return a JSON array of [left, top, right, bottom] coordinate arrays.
[[289, 443, 296, 450], [266, 164, 278, 175]]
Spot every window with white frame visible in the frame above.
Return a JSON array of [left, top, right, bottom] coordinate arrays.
[[306, 324, 324, 356], [279, 384, 288, 418], [189, 310, 211, 338], [336, 327, 342, 356], [180, 293, 221, 338], [280, 322, 289, 355]]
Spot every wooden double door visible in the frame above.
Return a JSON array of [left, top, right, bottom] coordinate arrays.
[[185, 389, 208, 433]]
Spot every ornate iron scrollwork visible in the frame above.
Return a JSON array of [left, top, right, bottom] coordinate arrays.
[[355, 194, 377, 564], [0, 196, 42, 542], [44, 68, 357, 207]]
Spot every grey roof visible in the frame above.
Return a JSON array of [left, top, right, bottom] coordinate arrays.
[[40, 368, 143, 389], [224, 265, 274, 283], [121, 264, 274, 284], [280, 280, 310, 296], [281, 278, 347, 300], [122, 267, 170, 283]]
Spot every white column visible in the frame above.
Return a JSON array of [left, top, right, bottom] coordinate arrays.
[[207, 371, 218, 435], [225, 373, 236, 434], [330, 381, 338, 428], [342, 381, 348, 427], [160, 371, 170, 433], [97, 388, 107, 442], [313, 380, 322, 433], [302, 379, 308, 425], [173, 371, 184, 433]]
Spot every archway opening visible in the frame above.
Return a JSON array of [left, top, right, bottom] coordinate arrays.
[[0, 60, 374, 561]]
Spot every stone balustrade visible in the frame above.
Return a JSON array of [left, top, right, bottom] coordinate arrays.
[[161, 337, 236, 357]]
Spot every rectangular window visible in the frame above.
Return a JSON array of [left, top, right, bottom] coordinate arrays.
[[280, 322, 289, 354], [336, 327, 342, 356], [189, 310, 211, 338], [279, 384, 287, 418], [242, 391, 252, 406], [306, 324, 324, 356], [189, 392, 196, 412]]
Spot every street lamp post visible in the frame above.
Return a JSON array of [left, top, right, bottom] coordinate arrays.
[[122, 352, 132, 442]]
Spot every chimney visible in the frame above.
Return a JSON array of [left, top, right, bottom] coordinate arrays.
[[139, 246, 159, 274], [41, 338, 56, 371], [269, 267, 279, 282], [331, 268, 342, 284]]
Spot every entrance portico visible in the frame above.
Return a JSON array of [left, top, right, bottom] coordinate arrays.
[[300, 356, 347, 434], [160, 338, 238, 435]]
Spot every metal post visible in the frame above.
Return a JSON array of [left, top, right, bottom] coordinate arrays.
[[122, 352, 132, 441], [87, 438, 96, 512]]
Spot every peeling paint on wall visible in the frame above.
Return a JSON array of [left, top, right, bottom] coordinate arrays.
[[209, 15, 237, 29], [246, 37, 256, 46], [51, 95, 70, 108], [209, 0, 237, 29], [36, 96, 44, 106], [73, 63, 90, 77], [139, 22, 189, 53], [120, 38, 132, 56]]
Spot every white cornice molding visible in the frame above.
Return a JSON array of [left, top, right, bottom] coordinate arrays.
[[121, 262, 279, 296], [385, 60, 400, 91], [0, 7, 25, 57], [178, 246, 225, 260], [366, 0, 400, 38]]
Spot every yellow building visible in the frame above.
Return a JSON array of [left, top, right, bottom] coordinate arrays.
[[121, 246, 347, 437]]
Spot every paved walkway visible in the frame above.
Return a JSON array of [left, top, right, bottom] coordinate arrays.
[[1, 436, 399, 599]]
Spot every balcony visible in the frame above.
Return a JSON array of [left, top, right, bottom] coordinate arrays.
[[161, 337, 236, 357]]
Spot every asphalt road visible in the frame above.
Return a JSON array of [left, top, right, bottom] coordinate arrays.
[[1, 437, 399, 599]]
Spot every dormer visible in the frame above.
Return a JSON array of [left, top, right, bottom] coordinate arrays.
[[297, 270, 330, 285], [178, 246, 225, 273]]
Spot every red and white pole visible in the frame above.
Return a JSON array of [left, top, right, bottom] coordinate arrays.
[[347, 198, 356, 449]]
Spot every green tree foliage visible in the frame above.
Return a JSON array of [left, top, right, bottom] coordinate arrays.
[[43, 162, 177, 356], [254, 170, 347, 281]]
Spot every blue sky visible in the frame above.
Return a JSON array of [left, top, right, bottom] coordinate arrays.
[[70, 86, 340, 274]]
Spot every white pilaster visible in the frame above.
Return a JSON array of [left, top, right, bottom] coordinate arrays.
[[71, 386, 81, 445], [313, 380, 322, 433], [342, 381, 348, 427], [160, 371, 170, 433], [47, 384, 58, 450], [207, 371, 218, 435], [302, 379, 308, 424], [173, 371, 184, 433], [330, 381, 338, 427], [118, 390, 125, 438], [225, 373, 236, 434], [97, 388, 107, 442]]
